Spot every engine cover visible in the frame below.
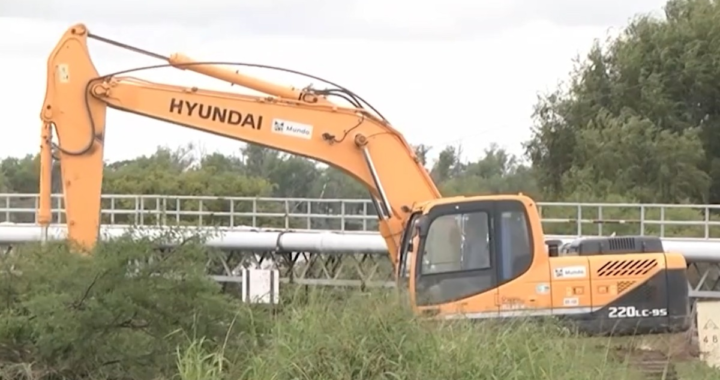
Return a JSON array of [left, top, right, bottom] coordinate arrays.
[[561, 236, 664, 256]]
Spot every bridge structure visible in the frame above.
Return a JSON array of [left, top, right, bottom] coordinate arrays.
[[1, 193, 720, 301]]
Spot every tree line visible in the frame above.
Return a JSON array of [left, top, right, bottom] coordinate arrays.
[[3, 0, 720, 237], [0, 143, 535, 200]]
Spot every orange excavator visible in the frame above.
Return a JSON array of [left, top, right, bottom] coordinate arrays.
[[38, 23, 691, 335]]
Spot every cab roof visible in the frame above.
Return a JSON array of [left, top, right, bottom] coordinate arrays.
[[410, 193, 536, 214]]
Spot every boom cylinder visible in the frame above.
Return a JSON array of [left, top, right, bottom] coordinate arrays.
[[168, 53, 332, 105]]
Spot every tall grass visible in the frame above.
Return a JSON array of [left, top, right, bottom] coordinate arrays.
[[175, 289, 655, 380]]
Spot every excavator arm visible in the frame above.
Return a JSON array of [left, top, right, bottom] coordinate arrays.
[[39, 24, 440, 267]]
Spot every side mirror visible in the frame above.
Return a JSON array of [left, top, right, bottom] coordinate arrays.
[[546, 239, 562, 257]]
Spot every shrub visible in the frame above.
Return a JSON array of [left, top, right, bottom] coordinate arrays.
[[0, 236, 267, 380]]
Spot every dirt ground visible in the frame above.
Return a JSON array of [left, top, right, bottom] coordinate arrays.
[[633, 332, 700, 360], [597, 332, 715, 379]]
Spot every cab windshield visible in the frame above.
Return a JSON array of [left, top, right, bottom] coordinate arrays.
[[422, 213, 490, 274]]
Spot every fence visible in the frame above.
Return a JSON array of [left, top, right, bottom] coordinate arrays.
[[3, 193, 720, 238]]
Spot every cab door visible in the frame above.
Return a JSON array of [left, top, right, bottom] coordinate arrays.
[[493, 200, 550, 315], [411, 201, 499, 318]]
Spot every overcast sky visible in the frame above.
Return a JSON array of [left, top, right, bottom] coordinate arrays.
[[0, 0, 667, 164]]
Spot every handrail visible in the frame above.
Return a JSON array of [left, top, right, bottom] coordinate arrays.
[[1, 193, 720, 237]]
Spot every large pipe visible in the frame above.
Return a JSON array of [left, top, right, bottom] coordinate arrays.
[[1, 224, 720, 262], [0, 224, 387, 253]]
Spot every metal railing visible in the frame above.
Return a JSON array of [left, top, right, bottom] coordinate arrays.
[[4, 193, 720, 238]]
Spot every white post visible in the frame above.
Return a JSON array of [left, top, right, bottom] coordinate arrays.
[[241, 268, 279, 304], [696, 300, 720, 368]]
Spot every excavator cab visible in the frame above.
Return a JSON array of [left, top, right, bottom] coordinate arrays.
[[400, 196, 535, 315], [398, 194, 692, 336]]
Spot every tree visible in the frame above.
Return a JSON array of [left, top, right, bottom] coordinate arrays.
[[412, 144, 431, 167], [0, 170, 7, 193], [435, 144, 539, 197], [526, 0, 720, 204], [430, 146, 463, 184], [1, 155, 41, 194]]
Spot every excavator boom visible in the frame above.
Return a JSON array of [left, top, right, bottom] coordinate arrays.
[[39, 24, 440, 267]]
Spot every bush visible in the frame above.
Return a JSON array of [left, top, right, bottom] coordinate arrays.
[[0, 236, 268, 380]]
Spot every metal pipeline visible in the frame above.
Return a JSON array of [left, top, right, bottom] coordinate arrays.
[[0, 224, 720, 261]]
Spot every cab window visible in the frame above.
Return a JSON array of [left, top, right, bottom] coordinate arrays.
[[421, 212, 490, 275], [460, 212, 491, 270], [498, 210, 532, 282]]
